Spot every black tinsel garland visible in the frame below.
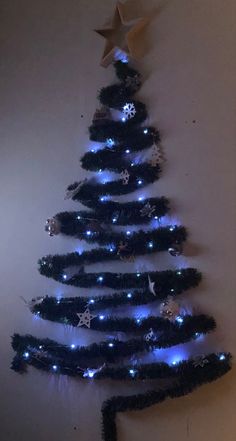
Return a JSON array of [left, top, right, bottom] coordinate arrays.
[[30, 283, 189, 315], [46, 224, 187, 249], [66, 164, 160, 204], [11, 338, 230, 382], [39, 226, 187, 276], [52, 197, 169, 234], [11, 330, 217, 369], [12, 331, 220, 373], [101, 353, 231, 441], [30, 308, 215, 334], [38, 257, 201, 289]]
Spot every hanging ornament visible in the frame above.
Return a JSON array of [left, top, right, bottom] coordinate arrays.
[[82, 364, 105, 378], [168, 243, 183, 257], [122, 103, 136, 119], [27, 296, 44, 312], [64, 180, 87, 200], [192, 356, 209, 368], [125, 75, 141, 91], [140, 202, 156, 218], [45, 217, 61, 237], [148, 275, 157, 296], [144, 328, 156, 342], [117, 241, 135, 262], [92, 106, 111, 125], [149, 145, 164, 167], [160, 297, 180, 321], [120, 169, 130, 185], [77, 308, 97, 328]]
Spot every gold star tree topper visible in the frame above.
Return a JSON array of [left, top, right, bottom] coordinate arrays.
[[95, 1, 148, 67]]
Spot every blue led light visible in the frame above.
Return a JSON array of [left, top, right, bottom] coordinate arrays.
[[219, 354, 226, 361], [56, 299, 61, 304], [62, 274, 67, 280], [131, 162, 134, 167], [169, 226, 174, 231], [86, 230, 92, 236], [136, 273, 141, 277], [138, 180, 143, 185], [23, 351, 29, 359], [176, 316, 184, 324], [127, 293, 132, 298], [88, 370, 94, 378], [126, 231, 131, 236], [125, 149, 130, 153], [154, 216, 158, 220], [177, 271, 182, 275], [98, 276, 103, 282], [52, 365, 58, 371], [112, 218, 117, 223], [143, 128, 148, 134], [108, 343, 114, 348], [39, 345, 43, 349], [70, 344, 76, 349], [129, 369, 136, 376], [170, 289, 175, 293], [99, 315, 105, 320], [122, 117, 126, 122], [77, 215, 81, 220], [89, 299, 95, 304], [148, 241, 153, 248], [106, 138, 115, 147], [100, 196, 105, 202], [136, 318, 141, 324]]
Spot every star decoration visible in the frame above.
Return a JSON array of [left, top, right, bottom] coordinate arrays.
[[148, 275, 157, 296], [95, 1, 148, 67], [77, 308, 97, 329]]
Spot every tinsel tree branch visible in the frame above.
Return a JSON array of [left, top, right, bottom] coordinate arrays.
[[101, 353, 231, 441]]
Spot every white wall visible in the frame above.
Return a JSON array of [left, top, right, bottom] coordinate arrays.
[[0, 1, 235, 440]]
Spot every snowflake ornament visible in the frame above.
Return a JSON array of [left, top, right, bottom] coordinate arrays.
[[192, 355, 209, 368], [120, 169, 130, 185], [149, 145, 164, 167], [123, 103, 136, 119], [144, 328, 156, 342], [140, 202, 156, 218]]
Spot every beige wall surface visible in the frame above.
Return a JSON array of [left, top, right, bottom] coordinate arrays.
[[0, 0, 235, 440]]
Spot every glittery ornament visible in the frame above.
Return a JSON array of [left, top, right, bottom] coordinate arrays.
[[168, 243, 183, 256], [45, 217, 61, 237], [160, 297, 180, 321]]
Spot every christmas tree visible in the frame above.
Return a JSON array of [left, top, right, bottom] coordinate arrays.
[[11, 1, 231, 433]]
